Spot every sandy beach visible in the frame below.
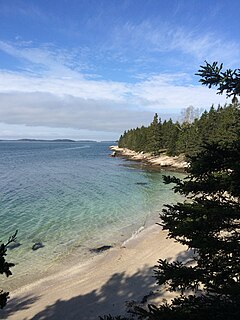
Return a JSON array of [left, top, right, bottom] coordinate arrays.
[[1, 224, 188, 319]]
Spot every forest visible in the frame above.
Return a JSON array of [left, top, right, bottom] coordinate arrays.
[[103, 61, 240, 320], [118, 103, 240, 156]]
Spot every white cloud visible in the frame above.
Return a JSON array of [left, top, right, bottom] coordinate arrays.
[[0, 40, 229, 139], [0, 70, 227, 135], [0, 122, 118, 141], [0, 40, 87, 77], [130, 74, 227, 110], [0, 91, 155, 132], [168, 29, 240, 65], [0, 70, 128, 101], [111, 21, 240, 67]]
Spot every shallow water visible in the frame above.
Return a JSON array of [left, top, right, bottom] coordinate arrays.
[[0, 141, 184, 289]]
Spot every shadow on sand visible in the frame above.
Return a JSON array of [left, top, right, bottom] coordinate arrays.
[[1, 294, 39, 320], [1, 249, 194, 319], [34, 266, 158, 320]]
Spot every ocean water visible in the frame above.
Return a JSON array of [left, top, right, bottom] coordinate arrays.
[[0, 141, 184, 289]]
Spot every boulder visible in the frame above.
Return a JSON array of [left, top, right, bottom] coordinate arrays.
[[7, 242, 21, 250], [135, 182, 148, 186], [32, 242, 44, 251], [90, 245, 112, 253]]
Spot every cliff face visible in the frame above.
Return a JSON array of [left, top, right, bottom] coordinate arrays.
[[109, 146, 188, 171]]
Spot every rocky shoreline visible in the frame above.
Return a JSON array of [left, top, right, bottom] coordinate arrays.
[[109, 146, 188, 171]]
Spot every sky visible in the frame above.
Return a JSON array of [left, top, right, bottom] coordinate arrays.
[[0, 0, 239, 140]]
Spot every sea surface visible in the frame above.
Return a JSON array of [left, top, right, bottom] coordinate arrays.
[[0, 141, 184, 289]]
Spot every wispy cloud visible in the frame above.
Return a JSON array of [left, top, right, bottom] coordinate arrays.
[[0, 39, 228, 136], [0, 70, 227, 133], [167, 29, 240, 65], [109, 21, 240, 67], [130, 75, 226, 110], [0, 40, 89, 77], [0, 69, 130, 103], [0, 1, 238, 140], [0, 1, 48, 21]]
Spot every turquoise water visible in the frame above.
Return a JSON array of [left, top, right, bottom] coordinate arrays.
[[0, 141, 184, 289]]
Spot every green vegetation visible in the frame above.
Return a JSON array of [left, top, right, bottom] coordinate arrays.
[[0, 231, 17, 309], [103, 139, 240, 320], [134, 139, 240, 319], [104, 62, 240, 319], [196, 61, 240, 103], [119, 62, 240, 157], [118, 103, 240, 156]]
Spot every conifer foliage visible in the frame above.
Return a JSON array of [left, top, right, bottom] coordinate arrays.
[[118, 104, 240, 157], [106, 62, 240, 319], [134, 139, 240, 319], [135, 62, 240, 319], [196, 61, 240, 102], [0, 231, 17, 309], [104, 137, 240, 320]]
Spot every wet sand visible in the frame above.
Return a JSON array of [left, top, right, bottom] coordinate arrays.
[[2, 224, 188, 319]]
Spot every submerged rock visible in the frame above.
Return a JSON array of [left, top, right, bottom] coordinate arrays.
[[90, 245, 112, 253], [32, 242, 44, 251], [7, 242, 21, 250], [110, 151, 116, 157], [135, 182, 148, 186]]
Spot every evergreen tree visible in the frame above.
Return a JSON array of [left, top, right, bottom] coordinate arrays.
[[117, 104, 239, 157], [103, 138, 240, 320], [134, 127, 149, 152], [0, 231, 17, 309], [134, 138, 240, 319], [161, 119, 179, 155], [134, 66, 240, 320], [117, 62, 240, 157], [196, 61, 240, 103], [213, 104, 240, 143], [146, 113, 162, 155], [108, 62, 240, 319]]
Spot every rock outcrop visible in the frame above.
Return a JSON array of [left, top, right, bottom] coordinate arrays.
[[109, 146, 188, 170]]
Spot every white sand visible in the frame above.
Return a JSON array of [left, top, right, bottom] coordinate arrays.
[[1, 225, 187, 319]]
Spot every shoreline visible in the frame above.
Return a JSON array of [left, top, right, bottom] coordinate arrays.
[[0, 145, 188, 319], [3, 211, 162, 292], [110, 146, 188, 171], [2, 223, 188, 319]]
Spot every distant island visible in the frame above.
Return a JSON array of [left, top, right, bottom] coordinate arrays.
[[0, 139, 99, 143], [17, 139, 76, 142]]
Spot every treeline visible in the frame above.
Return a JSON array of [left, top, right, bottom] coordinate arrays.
[[118, 104, 240, 156]]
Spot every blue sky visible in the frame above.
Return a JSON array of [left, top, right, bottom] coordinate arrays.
[[0, 0, 239, 140]]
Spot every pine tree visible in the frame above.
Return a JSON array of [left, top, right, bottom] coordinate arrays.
[[103, 136, 240, 320], [117, 64, 240, 157], [161, 119, 178, 155], [146, 113, 162, 155], [133, 62, 240, 319], [134, 139, 240, 320], [0, 231, 17, 309], [109, 62, 240, 320], [196, 61, 240, 103]]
